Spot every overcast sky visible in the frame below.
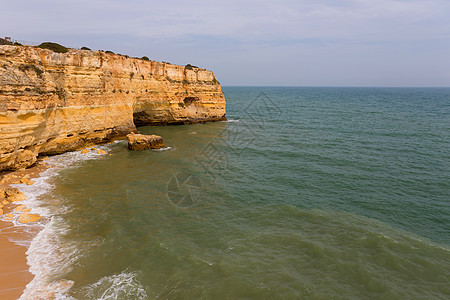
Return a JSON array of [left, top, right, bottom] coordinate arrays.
[[3, 0, 450, 86]]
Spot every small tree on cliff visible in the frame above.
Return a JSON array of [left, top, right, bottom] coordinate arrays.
[[38, 42, 69, 53]]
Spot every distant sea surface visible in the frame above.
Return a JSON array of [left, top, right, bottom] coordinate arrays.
[[18, 87, 449, 299]]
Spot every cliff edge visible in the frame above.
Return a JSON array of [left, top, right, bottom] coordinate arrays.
[[0, 45, 226, 171]]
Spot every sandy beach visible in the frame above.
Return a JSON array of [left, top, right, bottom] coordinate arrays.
[[0, 222, 33, 299], [0, 160, 48, 299]]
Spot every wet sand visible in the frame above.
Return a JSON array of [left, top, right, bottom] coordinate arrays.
[[0, 222, 33, 299], [0, 160, 49, 299]]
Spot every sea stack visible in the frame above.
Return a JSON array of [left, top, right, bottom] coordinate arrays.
[[127, 134, 166, 150]]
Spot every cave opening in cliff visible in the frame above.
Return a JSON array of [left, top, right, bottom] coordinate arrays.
[[133, 111, 151, 127], [183, 97, 199, 106], [132, 95, 209, 126]]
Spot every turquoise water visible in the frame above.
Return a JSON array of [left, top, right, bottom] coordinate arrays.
[[22, 87, 449, 299]]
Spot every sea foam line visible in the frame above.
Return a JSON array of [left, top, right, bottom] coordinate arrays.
[[17, 146, 113, 299], [82, 271, 148, 299]]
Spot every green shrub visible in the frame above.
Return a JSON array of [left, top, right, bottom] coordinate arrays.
[[14, 42, 22, 46], [81, 46, 91, 50], [212, 78, 219, 85], [185, 64, 198, 70], [38, 42, 68, 53], [141, 56, 150, 61], [105, 50, 115, 54]]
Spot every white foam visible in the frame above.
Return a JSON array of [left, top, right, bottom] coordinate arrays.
[[153, 146, 172, 151], [10, 146, 111, 299], [221, 119, 240, 123], [81, 271, 148, 299]]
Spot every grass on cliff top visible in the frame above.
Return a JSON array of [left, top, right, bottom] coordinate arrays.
[[38, 42, 69, 53]]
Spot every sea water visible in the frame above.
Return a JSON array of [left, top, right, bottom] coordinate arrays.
[[19, 87, 450, 299]]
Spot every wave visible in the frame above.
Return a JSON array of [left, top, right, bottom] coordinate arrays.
[[14, 146, 112, 299], [81, 271, 147, 299], [153, 146, 172, 151]]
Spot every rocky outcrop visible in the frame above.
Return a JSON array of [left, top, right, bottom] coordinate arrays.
[[127, 133, 166, 150], [18, 212, 42, 223], [0, 45, 226, 171], [0, 187, 26, 202]]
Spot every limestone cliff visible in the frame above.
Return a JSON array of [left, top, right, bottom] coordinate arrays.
[[0, 45, 226, 171]]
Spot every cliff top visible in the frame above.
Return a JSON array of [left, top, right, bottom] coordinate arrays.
[[1, 41, 209, 72]]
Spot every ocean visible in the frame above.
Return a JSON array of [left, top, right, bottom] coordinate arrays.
[[14, 87, 450, 299]]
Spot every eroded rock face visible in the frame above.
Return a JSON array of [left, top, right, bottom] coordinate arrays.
[[0, 45, 226, 171], [127, 134, 166, 150]]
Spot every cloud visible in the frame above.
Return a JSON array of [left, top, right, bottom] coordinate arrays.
[[4, 0, 449, 41]]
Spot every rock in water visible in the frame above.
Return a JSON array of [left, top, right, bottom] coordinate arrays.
[[127, 134, 166, 150], [18, 212, 42, 223], [4, 187, 26, 202]]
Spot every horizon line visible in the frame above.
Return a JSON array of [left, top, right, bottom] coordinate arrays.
[[221, 85, 450, 88]]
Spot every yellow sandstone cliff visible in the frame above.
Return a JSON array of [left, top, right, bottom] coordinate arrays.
[[0, 45, 226, 171]]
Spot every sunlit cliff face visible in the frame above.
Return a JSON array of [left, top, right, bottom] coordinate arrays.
[[0, 45, 226, 171]]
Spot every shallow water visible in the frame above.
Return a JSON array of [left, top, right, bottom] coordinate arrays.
[[20, 87, 450, 299]]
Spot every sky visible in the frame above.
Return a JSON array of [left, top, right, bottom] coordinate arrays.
[[2, 0, 450, 86]]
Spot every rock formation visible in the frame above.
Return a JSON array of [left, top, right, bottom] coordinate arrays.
[[18, 212, 42, 223], [1, 187, 26, 202], [0, 45, 226, 171], [127, 133, 166, 150]]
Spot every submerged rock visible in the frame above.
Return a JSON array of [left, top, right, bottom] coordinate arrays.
[[97, 149, 107, 155], [127, 134, 166, 150], [81, 149, 89, 154], [18, 212, 41, 223], [15, 205, 31, 212]]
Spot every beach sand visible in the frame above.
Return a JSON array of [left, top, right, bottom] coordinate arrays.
[[0, 222, 33, 299], [0, 159, 49, 299]]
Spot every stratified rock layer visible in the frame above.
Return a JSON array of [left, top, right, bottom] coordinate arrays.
[[0, 45, 226, 170]]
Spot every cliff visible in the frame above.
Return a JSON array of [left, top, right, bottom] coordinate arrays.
[[0, 45, 226, 171]]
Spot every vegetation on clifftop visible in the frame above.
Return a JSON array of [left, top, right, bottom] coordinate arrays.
[[185, 64, 199, 70], [38, 42, 68, 53]]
